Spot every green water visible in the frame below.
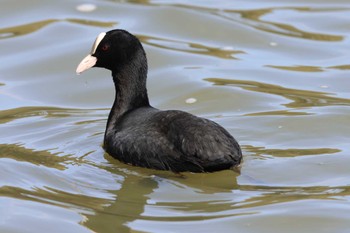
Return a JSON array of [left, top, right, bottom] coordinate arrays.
[[1, 0, 350, 232]]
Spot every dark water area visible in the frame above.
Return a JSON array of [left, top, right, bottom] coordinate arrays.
[[1, 0, 350, 232]]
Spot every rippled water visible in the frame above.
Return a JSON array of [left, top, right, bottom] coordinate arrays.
[[1, 0, 350, 232]]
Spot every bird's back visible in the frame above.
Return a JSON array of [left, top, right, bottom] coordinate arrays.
[[104, 107, 242, 172]]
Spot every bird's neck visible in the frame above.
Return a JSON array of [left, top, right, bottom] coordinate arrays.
[[105, 51, 150, 137]]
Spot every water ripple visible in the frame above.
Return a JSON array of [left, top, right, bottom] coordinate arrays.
[[0, 19, 116, 39], [205, 78, 350, 109], [138, 34, 245, 59], [220, 7, 345, 41]]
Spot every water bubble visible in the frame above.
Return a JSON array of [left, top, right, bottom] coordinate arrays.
[[185, 98, 197, 104], [76, 3, 97, 12], [221, 46, 234, 51]]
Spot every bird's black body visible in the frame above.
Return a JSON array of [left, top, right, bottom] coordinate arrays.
[[77, 29, 242, 172], [104, 107, 241, 172]]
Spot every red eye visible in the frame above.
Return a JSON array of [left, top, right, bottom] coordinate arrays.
[[101, 44, 110, 51]]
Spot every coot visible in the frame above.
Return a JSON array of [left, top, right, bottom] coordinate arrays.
[[76, 29, 242, 172]]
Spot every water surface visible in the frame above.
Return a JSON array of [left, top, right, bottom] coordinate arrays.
[[1, 0, 350, 232]]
